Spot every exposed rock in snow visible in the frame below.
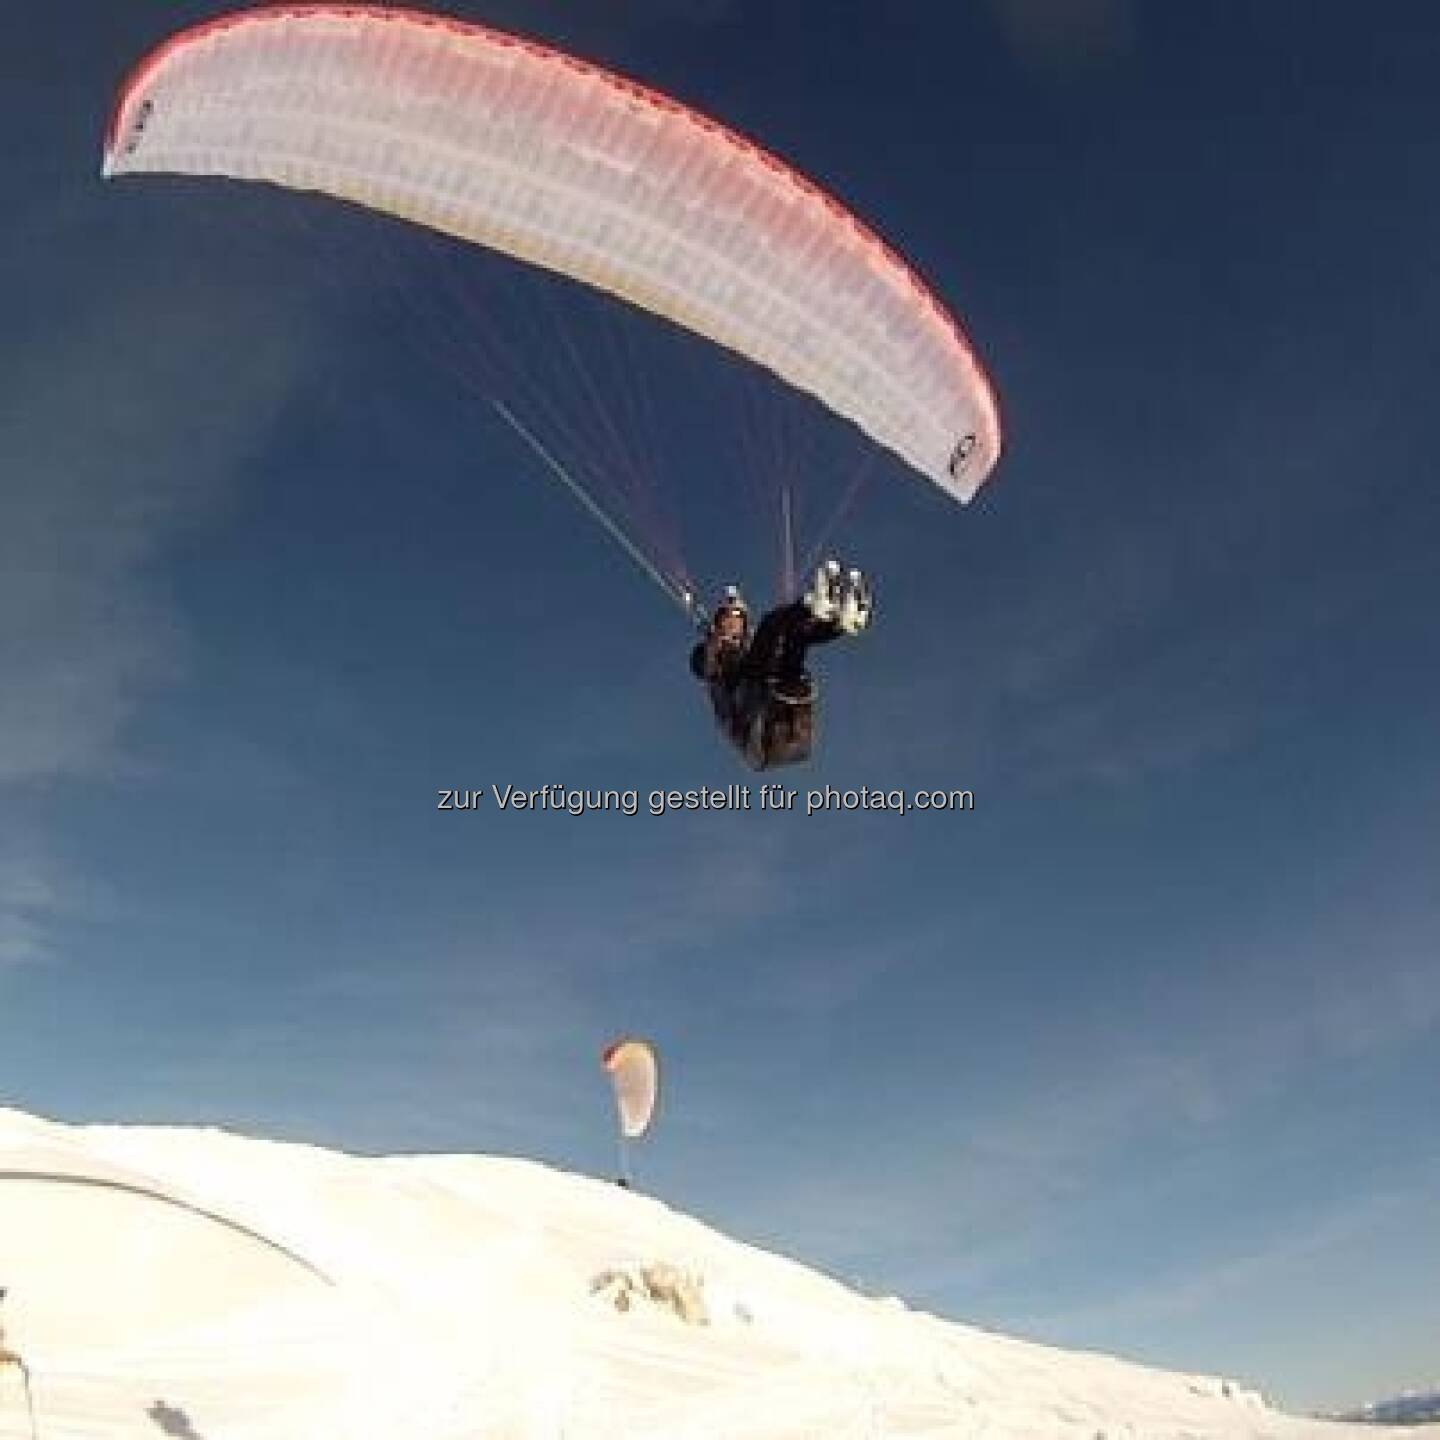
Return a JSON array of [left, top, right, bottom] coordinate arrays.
[[590, 1262, 710, 1325]]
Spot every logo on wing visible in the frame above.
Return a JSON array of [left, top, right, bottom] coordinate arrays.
[[947, 433, 977, 479]]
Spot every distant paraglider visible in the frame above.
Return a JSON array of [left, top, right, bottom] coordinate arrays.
[[601, 1038, 659, 1189]]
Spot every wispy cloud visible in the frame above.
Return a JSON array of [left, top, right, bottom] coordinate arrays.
[[0, 194, 332, 988], [694, 869, 1440, 1316], [0, 261, 319, 783], [1016, 1168, 1440, 1337], [102, 817, 804, 1149], [984, 0, 1136, 74], [0, 849, 63, 971], [625, 0, 739, 26], [864, 391, 1392, 795]]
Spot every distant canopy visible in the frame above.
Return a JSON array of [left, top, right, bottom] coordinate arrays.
[[102, 5, 1000, 505], [602, 1038, 659, 1141]]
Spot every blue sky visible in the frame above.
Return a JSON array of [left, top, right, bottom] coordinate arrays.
[[3, 0, 1439, 1415]]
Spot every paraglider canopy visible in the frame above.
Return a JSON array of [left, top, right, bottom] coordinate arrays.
[[101, 4, 1001, 503], [602, 1038, 660, 1141]]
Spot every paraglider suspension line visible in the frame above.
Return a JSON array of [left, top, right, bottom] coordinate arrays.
[[490, 398, 700, 625], [781, 484, 796, 601]]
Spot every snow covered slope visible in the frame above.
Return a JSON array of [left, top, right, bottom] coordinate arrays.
[[0, 1108, 1425, 1438]]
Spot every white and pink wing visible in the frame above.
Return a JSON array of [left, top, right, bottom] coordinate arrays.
[[105, 5, 1000, 499]]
